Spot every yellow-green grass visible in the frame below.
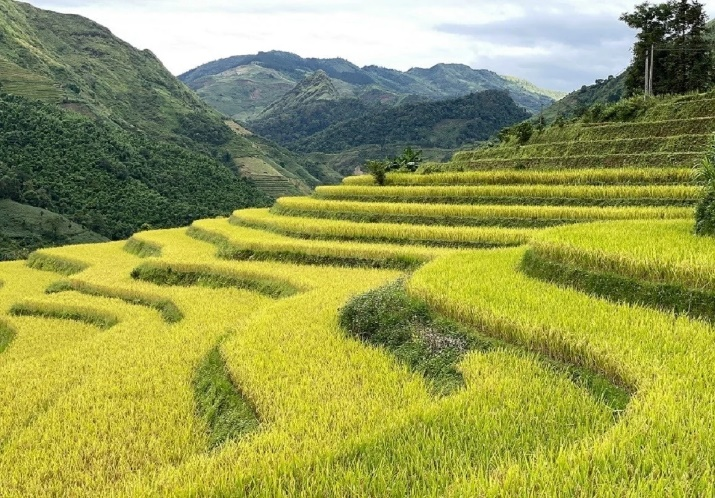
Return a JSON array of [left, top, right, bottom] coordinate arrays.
[[527, 116, 715, 144], [458, 134, 712, 160], [315, 184, 702, 206], [231, 208, 536, 248], [188, 217, 454, 269], [343, 167, 696, 187], [1, 228, 612, 497], [273, 196, 693, 228], [530, 219, 715, 292], [409, 248, 715, 496], [436, 152, 701, 171]]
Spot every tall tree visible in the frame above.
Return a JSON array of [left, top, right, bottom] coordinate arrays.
[[621, 1, 712, 96]]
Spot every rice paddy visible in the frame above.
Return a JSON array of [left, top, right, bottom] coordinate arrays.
[[3, 90, 715, 496]]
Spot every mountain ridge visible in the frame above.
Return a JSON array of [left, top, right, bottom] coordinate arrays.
[[179, 50, 564, 121]]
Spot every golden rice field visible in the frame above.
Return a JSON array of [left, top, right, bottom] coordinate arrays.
[[342, 167, 696, 186], [3, 105, 715, 495], [315, 184, 703, 205]]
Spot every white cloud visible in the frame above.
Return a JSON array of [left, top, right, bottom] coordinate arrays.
[[26, 0, 715, 92]]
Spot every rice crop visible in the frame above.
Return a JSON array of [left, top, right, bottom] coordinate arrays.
[[342, 167, 696, 187], [230, 208, 536, 247]]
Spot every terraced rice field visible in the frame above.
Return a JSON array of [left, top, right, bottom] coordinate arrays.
[[2, 91, 715, 496]]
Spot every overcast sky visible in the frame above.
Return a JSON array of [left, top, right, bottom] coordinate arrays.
[[27, 0, 715, 92]]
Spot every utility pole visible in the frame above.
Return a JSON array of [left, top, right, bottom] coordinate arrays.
[[649, 43, 655, 96], [645, 48, 650, 98], [644, 44, 655, 97]]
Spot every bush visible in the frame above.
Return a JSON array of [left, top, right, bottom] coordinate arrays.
[[365, 160, 388, 185], [695, 135, 715, 236]]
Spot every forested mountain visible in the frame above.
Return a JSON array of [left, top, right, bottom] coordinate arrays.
[[541, 74, 627, 122], [291, 90, 531, 153], [179, 50, 563, 121], [0, 0, 320, 197], [0, 0, 329, 258]]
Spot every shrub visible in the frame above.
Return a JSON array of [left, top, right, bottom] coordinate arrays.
[[695, 135, 715, 235]]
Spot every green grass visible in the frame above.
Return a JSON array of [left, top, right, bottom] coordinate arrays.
[[46, 280, 183, 324], [0, 319, 16, 354], [192, 344, 260, 449], [9, 301, 119, 329], [340, 280, 630, 410], [26, 251, 89, 275], [130, 261, 300, 299], [521, 249, 715, 324], [123, 237, 162, 258]]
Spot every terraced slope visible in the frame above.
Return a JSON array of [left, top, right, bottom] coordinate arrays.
[[1, 91, 714, 496], [427, 92, 715, 173]]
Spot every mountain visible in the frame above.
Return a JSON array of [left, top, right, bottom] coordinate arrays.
[[0, 1, 322, 200], [541, 74, 626, 123], [0, 0, 327, 257], [179, 50, 565, 121], [259, 90, 531, 153]]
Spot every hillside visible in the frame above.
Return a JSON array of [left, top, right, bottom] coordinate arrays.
[[2, 89, 715, 495], [542, 73, 626, 122], [179, 50, 563, 121], [0, 199, 107, 261], [275, 90, 531, 153], [0, 0, 318, 201]]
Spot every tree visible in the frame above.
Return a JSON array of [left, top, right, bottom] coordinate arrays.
[[621, 1, 712, 96]]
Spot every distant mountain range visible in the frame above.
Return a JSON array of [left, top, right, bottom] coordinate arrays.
[[180, 50, 565, 122]]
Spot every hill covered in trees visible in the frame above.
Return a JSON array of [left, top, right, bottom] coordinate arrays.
[[275, 90, 531, 153], [0, 93, 270, 257]]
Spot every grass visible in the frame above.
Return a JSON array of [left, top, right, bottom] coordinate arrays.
[[187, 224, 443, 269], [340, 280, 630, 410], [315, 184, 702, 207], [26, 251, 89, 275], [192, 344, 260, 449], [521, 249, 715, 324], [9, 301, 119, 329], [46, 280, 184, 323], [343, 167, 697, 187], [231, 208, 535, 248], [130, 261, 301, 299], [123, 237, 162, 258], [0, 319, 16, 354], [273, 197, 693, 227]]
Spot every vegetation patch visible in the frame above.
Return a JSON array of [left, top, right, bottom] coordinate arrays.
[[188, 224, 436, 270], [123, 237, 162, 258], [46, 280, 183, 324], [26, 251, 89, 275], [521, 250, 715, 324], [340, 281, 630, 411], [0, 319, 17, 355], [131, 262, 300, 299], [10, 301, 119, 330], [192, 344, 260, 449]]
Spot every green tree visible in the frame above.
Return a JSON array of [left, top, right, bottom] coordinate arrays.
[[621, 1, 712, 96]]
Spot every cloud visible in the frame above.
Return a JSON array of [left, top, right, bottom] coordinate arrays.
[[26, 0, 713, 92]]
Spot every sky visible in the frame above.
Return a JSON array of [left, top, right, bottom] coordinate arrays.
[[28, 0, 715, 93]]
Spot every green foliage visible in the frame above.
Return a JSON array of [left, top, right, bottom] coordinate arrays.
[[9, 301, 119, 329], [522, 249, 715, 325], [291, 91, 531, 153], [695, 134, 715, 234], [499, 121, 534, 145], [130, 262, 299, 298], [621, 0, 713, 96], [339, 281, 473, 395], [0, 93, 270, 242], [365, 160, 388, 186], [192, 345, 260, 449]]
